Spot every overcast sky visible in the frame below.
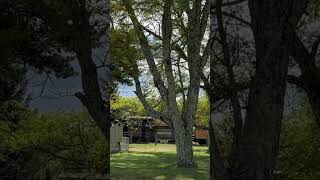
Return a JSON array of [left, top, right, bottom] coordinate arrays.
[[27, 64, 136, 112]]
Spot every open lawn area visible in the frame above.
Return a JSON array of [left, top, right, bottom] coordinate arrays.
[[111, 144, 209, 180]]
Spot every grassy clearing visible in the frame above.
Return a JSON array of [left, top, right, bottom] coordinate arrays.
[[111, 144, 209, 180]]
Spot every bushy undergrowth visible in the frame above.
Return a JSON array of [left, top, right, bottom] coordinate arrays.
[[277, 103, 320, 180], [0, 108, 109, 179]]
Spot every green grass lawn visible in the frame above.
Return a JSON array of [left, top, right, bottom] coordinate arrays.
[[111, 144, 209, 180]]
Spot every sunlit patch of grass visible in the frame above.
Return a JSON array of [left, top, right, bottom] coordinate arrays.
[[111, 144, 209, 180]]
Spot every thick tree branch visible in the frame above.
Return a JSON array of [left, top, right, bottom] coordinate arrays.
[[200, 0, 210, 40], [124, 1, 168, 100], [162, 0, 178, 113], [133, 75, 165, 121], [177, 56, 187, 105], [182, 0, 204, 121]]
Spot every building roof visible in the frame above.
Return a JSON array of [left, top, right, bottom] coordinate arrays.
[[126, 116, 153, 120], [123, 116, 168, 127]]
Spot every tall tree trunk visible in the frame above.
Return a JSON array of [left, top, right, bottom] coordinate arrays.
[[161, 0, 195, 167], [73, 1, 111, 174], [172, 118, 194, 167], [232, 1, 308, 179]]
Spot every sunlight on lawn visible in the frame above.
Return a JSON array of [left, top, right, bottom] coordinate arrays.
[[111, 144, 209, 180]]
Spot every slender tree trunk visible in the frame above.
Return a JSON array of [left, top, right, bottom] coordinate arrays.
[[232, 1, 308, 179], [214, 0, 243, 175]]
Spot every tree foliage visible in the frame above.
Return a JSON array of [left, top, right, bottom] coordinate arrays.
[[277, 102, 320, 179], [0, 111, 108, 178]]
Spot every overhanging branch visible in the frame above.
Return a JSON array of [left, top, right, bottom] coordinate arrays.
[[124, 1, 168, 100], [132, 72, 168, 123]]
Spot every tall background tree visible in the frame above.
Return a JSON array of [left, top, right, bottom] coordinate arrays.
[[113, 0, 210, 167]]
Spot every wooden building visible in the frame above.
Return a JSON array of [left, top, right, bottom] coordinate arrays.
[[123, 116, 155, 143], [123, 116, 209, 145], [193, 128, 209, 145]]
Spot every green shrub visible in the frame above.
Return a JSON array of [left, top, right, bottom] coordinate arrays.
[[0, 110, 109, 178]]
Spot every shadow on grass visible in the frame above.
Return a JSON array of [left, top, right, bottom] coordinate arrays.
[[111, 151, 209, 180]]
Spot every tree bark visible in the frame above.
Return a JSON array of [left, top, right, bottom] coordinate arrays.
[[73, 1, 111, 174], [231, 1, 308, 180], [172, 117, 194, 167]]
